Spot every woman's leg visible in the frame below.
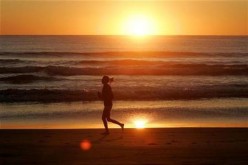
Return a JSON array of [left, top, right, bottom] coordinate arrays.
[[107, 117, 123, 126], [102, 108, 109, 133], [105, 105, 124, 129]]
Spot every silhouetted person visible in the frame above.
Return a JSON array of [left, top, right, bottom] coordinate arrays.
[[98, 76, 124, 134]]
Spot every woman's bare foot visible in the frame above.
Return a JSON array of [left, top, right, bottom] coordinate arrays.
[[121, 124, 124, 132]]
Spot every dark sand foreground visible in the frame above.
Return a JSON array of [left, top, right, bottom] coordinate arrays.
[[1, 128, 248, 165]]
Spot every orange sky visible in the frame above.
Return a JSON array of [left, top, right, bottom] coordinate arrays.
[[1, 0, 247, 35]]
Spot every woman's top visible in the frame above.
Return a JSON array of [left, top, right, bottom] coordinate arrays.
[[102, 84, 113, 106]]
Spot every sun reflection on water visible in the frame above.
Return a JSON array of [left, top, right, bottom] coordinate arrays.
[[133, 119, 148, 129]]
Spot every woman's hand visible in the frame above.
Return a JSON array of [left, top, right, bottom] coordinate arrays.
[[98, 92, 102, 99]]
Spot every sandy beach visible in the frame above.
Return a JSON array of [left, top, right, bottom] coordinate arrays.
[[1, 128, 247, 165]]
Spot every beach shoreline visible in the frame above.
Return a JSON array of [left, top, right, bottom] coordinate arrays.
[[1, 128, 247, 165]]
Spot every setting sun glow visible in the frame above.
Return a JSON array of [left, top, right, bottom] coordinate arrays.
[[124, 15, 156, 36]]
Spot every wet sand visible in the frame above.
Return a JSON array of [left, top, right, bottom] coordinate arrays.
[[1, 128, 248, 165]]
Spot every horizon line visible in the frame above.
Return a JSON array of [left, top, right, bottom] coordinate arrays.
[[1, 34, 248, 37]]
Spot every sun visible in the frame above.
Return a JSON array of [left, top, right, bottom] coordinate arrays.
[[134, 119, 147, 129], [124, 15, 156, 36]]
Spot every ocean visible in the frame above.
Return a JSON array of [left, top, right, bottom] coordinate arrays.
[[0, 35, 247, 128]]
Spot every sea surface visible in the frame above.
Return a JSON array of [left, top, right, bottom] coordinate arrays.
[[0, 35, 247, 128]]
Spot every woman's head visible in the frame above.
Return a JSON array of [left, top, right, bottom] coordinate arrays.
[[102, 76, 113, 84]]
